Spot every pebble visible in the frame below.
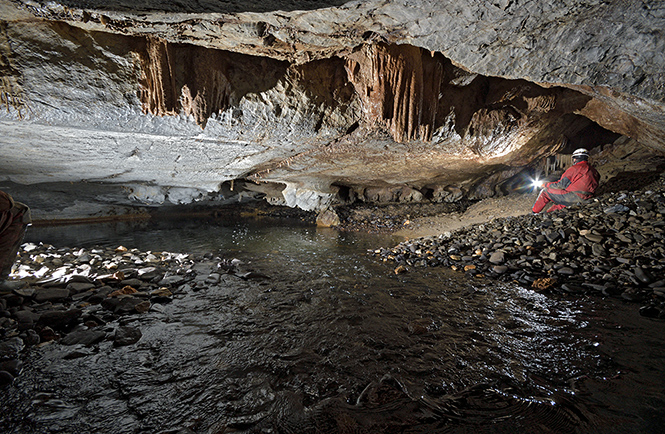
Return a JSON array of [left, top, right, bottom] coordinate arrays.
[[489, 251, 505, 264], [492, 265, 508, 274]]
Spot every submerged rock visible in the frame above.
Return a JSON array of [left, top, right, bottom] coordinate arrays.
[[60, 328, 106, 346], [114, 326, 142, 347]]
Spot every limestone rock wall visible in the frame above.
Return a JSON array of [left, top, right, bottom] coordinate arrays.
[[0, 0, 664, 219]]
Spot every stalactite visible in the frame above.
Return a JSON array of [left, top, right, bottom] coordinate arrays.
[[138, 37, 232, 128], [0, 22, 29, 118], [345, 44, 443, 143]]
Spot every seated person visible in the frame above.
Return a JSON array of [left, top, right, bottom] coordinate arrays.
[[532, 148, 600, 213]]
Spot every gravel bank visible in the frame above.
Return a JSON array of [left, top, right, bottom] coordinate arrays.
[[373, 176, 665, 318]]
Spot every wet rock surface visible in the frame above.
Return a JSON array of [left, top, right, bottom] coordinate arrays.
[[0, 243, 261, 386], [374, 176, 665, 318]]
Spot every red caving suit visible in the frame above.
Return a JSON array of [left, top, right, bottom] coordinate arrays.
[[532, 160, 600, 213]]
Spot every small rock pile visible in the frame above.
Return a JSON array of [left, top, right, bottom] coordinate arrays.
[[373, 180, 665, 318], [0, 244, 248, 386]]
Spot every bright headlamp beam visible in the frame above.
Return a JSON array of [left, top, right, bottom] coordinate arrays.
[[530, 178, 544, 189]]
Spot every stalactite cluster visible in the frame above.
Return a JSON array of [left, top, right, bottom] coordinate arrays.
[[0, 22, 28, 118], [138, 37, 232, 128], [345, 44, 443, 143]]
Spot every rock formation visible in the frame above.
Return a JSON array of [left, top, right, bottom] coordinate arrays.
[[0, 0, 664, 219]]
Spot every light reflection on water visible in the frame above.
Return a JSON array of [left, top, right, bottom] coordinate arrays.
[[5, 217, 664, 433]]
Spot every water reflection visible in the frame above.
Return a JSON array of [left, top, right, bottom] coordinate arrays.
[[3, 218, 663, 433]]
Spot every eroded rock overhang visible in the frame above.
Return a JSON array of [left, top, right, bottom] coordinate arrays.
[[1, 0, 664, 218]]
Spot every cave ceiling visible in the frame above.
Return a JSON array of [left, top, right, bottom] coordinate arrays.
[[1, 0, 664, 215]]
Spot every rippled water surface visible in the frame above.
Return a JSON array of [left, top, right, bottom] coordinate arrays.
[[3, 217, 665, 433]]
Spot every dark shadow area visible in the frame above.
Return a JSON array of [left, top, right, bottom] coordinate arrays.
[[44, 0, 351, 14], [596, 158, 665, 195]]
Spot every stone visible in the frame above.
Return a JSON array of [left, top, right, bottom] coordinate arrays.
[[488, 251, 505, 264], [138, 267, 162, 280], [134, 301, 151, 313], [159, 275, 186, 286], [151, 287, 172, 297], [0, 280, 26, 293], [584, 233, 603, 243], [68, 275, 95, 284], [71, 289, 96, 301], [120, 278, 143, 288], [492, 265, 508, 274], [88, 286, 115, 303], [561, 284, 584, 294], [21, 329, 40, 346], [639, 305, 661, 318], [602, 286, 623, 297], [0, 359, 23, 377], [61, 328, 107, 346], [557, 267, 575, 275], [63, 348, 95, 359], [109, 286, 138, 297], [13, 310, 40, 330], [114, 326, 142, 346], [591, 243, 606, 256], [13, 287, 34, 298], [101, 296, 143, 314], [544, 231, 561, 243], [604, 204, 630, 214], [633, 267, 653, 284], [205, 273, 221, 284], [0, 337, 24, 359], [37, 309, 82, 330], [316, 208, 341, 227], [616, 233, 632, 243], [0, 371, 14, 386], [621, 289, 644, 302], [40, 327, 59, 342], [33, 288, 70, 303], [66, 282, 96, 293]]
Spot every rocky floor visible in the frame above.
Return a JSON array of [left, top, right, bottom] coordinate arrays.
[[2, 170, 665, 390], [373, 175, 665, 319], [0, 244, 266, 387]]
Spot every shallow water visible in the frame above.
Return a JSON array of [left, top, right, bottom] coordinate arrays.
[[2, 217, 665, 433]]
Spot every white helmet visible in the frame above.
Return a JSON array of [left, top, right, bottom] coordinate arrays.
[[572, 148, 589, 159]]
